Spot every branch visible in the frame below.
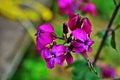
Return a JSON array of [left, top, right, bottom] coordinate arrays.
[[93, 2, 120, 64]]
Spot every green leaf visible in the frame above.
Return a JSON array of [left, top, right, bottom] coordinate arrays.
[[111, 30, 116, 49]]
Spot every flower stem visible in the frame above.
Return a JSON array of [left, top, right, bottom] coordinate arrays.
[[57, 36, 64, 40], [93, 2, 120, 64]]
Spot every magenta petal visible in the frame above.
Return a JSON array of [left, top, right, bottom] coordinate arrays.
[[68, 13, 77, 19], [46, 58, 54, 69], [66, 52, 73, 64], [68, 16, 77, 30], [88, 47, 92, 52], [36, 38, 44, 51], [55, 55, 65, 65], [72, 28, 87, 42], [39, 32, 54, 44], [52, 44, 65, 56], [87, 38, 94, 46], [68, 14, 80, 30], [41, 48, 52, 58], [36, 32, 54, 51], [39, 24, 54, 32], [72, 41, 86, 53], [81, 51, 88, 58], [81, 17, 92, 34]]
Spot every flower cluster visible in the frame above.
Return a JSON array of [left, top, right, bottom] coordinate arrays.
[[58, 0, 97, 16], [36, 14, 94, 69]]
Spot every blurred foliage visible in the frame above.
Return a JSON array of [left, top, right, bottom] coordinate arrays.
[[92, 0, 120, 24], [11, 43, 50, 80], [96, 29, 117, 50], [96, 30, 111, 46], [11, 43, 63, 80], [52, 0, 59, 15], [67, 59, 101, 80], [96, 30, 106, 38], [0, 0, 53, 21]]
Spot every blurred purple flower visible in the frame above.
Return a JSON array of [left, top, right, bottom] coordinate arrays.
[[100, 65, 117, 78], [58, 0, 97, 16], [58, 0, 80, 14], [41, 44, 65, 69], [80, 3, 97, 16], [36, 24, 56, 51], [72, 29, 94, 57]]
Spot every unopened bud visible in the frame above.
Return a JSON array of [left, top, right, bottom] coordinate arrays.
[[63, 23, 68, 34]]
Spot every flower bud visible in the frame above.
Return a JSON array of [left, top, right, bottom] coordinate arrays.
[[63, 22, 68, 34]]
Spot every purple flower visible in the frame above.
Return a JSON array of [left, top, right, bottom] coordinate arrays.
[[80, 3, 97, 16], [72, 29, 94, 57], [100, 65, 117, 78], [36, 24, 56, 51], [41, 44, 65, 69]]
